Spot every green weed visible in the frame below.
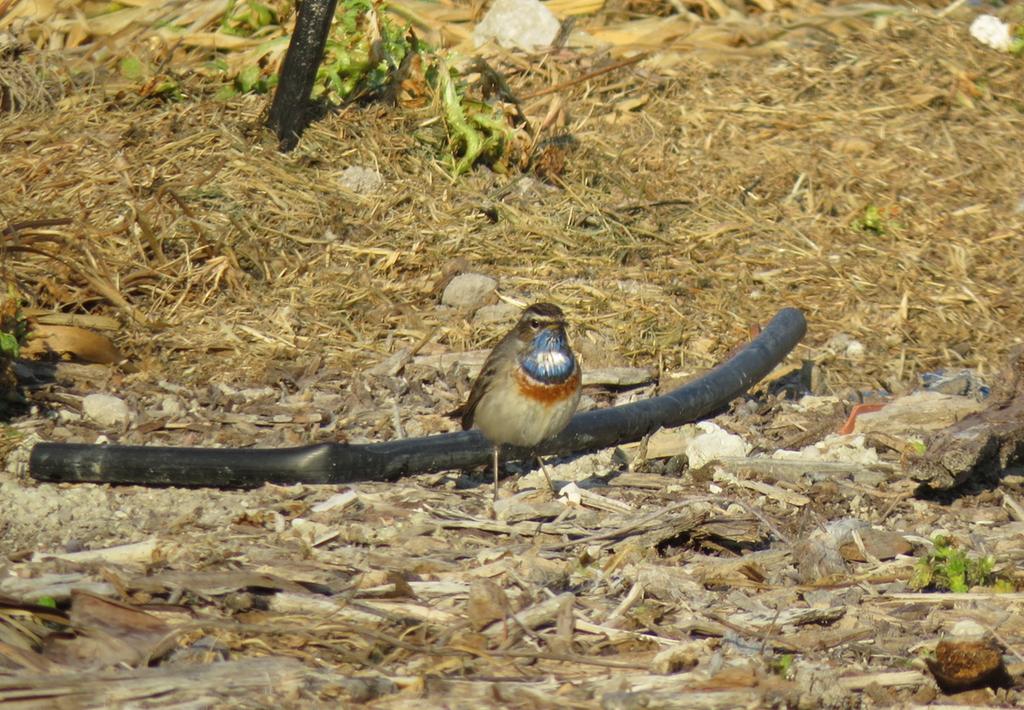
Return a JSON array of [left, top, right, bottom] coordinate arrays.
[[212, 0, 527, 173], [770, 654, 795, 679], [853, 205, 885, 234], [0, 284, 27, 360], [313, 0, 412, 104], [221, 0, 282, 36], [118, 56, 183, 101], [910, 534, 1013, 593]]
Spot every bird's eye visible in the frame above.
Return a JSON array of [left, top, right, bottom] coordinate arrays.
[[529, 318, 541, 329]]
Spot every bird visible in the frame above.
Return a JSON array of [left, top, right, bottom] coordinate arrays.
[[454, 302, 582, 500]]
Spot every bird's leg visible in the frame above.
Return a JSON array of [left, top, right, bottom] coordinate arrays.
[[492, 445, 500, 501], [536, 456, 557, 494]]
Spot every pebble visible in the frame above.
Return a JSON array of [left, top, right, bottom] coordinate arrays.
[[950, 619, 988, 638], [161, 396, 186, 418], [473, 302, 519, 325], [57, 408, 81, 423], [472, 0, 560, 51], [82, 393, 132, 428], [441, 273, 497, 310], [844, 339, 866, 361], [338, 165, 383, 194], [685, 421, 751, 469]]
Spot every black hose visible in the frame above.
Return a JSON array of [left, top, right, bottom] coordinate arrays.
[[29, 307, 806, 489], [267, 0, 339, 151]]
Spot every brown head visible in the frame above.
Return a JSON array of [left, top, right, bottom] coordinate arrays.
[[514, 303, 576, 384], [455, 302, 575, 429], [513, 303, 568, 342]]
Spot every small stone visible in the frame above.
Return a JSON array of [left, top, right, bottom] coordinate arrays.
[[684, 421, 751, 469], [441, 273, 497, 310], [160, 396, 186, 418], [338, 165, 383, 194], [82, 393, 131, 428], [473, 302, 519, 325], [652, 642, 702, 674], [57, 408, 81, 423], [844, 339, 866, 361], [950, 620, 989, 638], [472, 0, 560, 51]]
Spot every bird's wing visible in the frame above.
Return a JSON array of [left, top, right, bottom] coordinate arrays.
[[458, 338, 511, 430]]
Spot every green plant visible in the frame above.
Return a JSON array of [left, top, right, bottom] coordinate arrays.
[[910, 535, 1012, 593], [118, 56, 183, 101], [432, 58, 522, 175], [313, 0, 413, 104], [770, 653, 795, 679], [214, 0, 527, 174], [853, 205, 886, 234], [0, 283, 27, 359], [221, 0, 282, 36]]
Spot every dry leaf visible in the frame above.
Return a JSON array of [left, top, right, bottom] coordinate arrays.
[[23, 324, 122, 363], [839, 529, 912, 562], [43, 591, 175, 669], [466, 579, 509, 631]]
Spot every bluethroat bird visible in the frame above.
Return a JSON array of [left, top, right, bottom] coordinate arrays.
[[454, 302, 582, 499]]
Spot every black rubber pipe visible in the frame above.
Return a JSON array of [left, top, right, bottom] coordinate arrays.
[[267, 0, 338, 151], [29, 308, 806, 489]]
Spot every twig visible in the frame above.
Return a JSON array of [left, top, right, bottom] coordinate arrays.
[[519, 54, 649, 101], [703, 612, 804, 654], [1, 218, 73, 237], [310, 620, 651, 670]]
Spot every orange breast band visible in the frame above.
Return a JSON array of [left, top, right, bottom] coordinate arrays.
[[514, 367, 581, 405]]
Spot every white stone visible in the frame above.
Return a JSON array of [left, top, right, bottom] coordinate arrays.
[[472, 0, 561, 52], [160, 396, 186, 418], [441, 273, 497, 310], [950, 619, 988, 637], [790, 433, 880, 466], [685, 421, 751, 469], [970, 14, 1012, 52], [338, 165, 383, 194], [82, 394, 131, 429], [844, 339, 866, 361]]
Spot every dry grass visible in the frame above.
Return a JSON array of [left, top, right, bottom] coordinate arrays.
[[0, 0, 1020, 395], [1, 0, 1024, 705]]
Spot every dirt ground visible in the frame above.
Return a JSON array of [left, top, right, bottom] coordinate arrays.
[[2, 0, 1024, 706]]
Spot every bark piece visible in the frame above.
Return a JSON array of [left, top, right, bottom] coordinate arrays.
[[925, 639, 1012, 693], [903, 350, 1024, 489]]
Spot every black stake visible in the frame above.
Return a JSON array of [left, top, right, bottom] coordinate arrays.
[[29, 308, 807, 489], [267, 0, 338, 151]]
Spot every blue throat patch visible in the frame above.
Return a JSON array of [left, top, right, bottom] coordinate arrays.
[[520, 329, 576, 384]]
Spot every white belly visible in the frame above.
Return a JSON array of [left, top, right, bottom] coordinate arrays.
[[471, 386, 581, 448]]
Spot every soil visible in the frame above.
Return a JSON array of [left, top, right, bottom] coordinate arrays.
[[1, 0, 1024, 706]]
